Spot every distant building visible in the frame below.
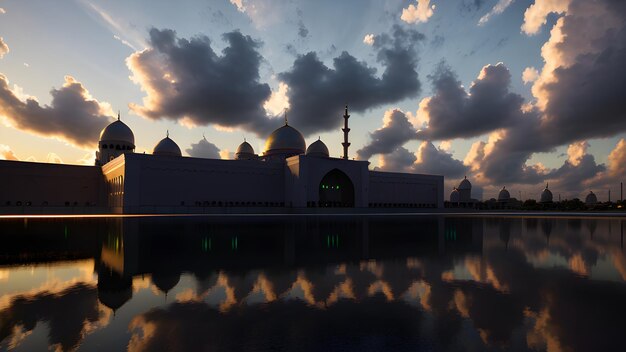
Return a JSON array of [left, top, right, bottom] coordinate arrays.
[[585, 191, 598, 205], [447, 176, 478, 208], [0, 107, 444, 214], [540, 183, 553, 203]]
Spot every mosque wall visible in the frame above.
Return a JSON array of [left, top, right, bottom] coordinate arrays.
[[0, 160, 106, 212], [285, 155, 370, 207], [120, 154, 285, 213], [368, 171, 444, 208]]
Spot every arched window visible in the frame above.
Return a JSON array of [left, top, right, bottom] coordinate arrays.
[[102, 144, 108, 149], [109, 144, 114, 149], [116, 145, 121, 150]]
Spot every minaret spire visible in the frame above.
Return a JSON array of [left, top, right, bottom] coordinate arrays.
[[284, 108, 288, 126], [117, 111, 120, 121], [342, 105, 350, 160]]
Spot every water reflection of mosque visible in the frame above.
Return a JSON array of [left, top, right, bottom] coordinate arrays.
[[94, 217, 484, 312], [0, 217, 483, 315]]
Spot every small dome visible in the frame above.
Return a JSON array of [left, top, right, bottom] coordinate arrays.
[[153, 133, 182, 157], [100, 119, 135, 146], [236, 140, 255, 160], [306, 139, 329, 158], [585, 191, 598, 205], [498, 186, 511, 202], [264, 124, 306, 158], [458, 176, 472, 190], [450, 188, 460, 202], [540, 184, 553, 203]]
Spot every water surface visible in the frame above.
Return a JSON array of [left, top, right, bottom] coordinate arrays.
[[1, 216, 625, 351]]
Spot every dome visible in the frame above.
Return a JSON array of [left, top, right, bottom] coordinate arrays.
[[498, 186, 511, 202], [450, 188, 460, 202], [540, 184, 553, 203], [153, 133, 182, 157], [458, 176, 472, 190], [306, 139, 329, 158], [100, 118, 135, 146], [264, 124, 306, 158], [236, 140, 255, 160], [585, 191, 598, 205]]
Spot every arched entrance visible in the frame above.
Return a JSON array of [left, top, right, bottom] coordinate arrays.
[[319, 169, 355, 207]]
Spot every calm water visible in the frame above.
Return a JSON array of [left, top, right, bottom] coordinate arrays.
[[0, 215, 625, 351]]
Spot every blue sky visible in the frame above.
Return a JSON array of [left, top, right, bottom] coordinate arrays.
[[0, 0, 625, 200]]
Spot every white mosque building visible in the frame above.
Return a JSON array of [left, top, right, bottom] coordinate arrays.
[[0, 107, 444, 214]]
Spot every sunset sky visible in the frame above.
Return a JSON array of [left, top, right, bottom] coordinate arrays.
[[0, 0, 624, 200]]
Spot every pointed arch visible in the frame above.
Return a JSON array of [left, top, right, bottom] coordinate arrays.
[[319, 169, 355, 207]]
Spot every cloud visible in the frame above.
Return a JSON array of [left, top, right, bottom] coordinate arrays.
[[46, 153, 63, 164], [478, 0, 515, 26], [0, 144, 18, 160], [279, 25, 424, 135], [412, 141, 468, 177], [297, 20, 309, 38], [230, 0, 245, 12], [356, 109, 417, 161], [0, 8, 5, 14], [0, 74, 113, 148], [416, 62, 525, 141], [521, 0, 571, 35], [185, 136, 221, 159], [0, 37, 8, 58], [401, 0, 435, 24], [378, 146, 416, 172], [363, 34, 375, 46], [522, 67, 539, 84], [545, 141, 605, 197], [528, 0, 626, 145], [127, 28, 275, 135]]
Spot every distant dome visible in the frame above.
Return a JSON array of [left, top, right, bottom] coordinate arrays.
[[153, 133, 182, 157], [450, 188, 460, 202], [264, 124, 306, 158], [306, 139, 329, 158], [100, 119, 135, 146], [458, 176, 472, 190], [236, 140, 255, 160], [498, 186, 511, 202], [540, 184, 553, 203], [585, 191, 598, 205]]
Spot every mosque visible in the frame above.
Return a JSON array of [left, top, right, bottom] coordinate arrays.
[[0, 107, 444, 214]]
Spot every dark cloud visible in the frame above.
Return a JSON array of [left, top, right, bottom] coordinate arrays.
[[430, 35, 445, 49], [378, 146, 416, 172], [0, 74, 112, 148], [460, 0, 488, 12], [539, 37, 626, 145], [128, 28, 275, 135], [378, 142, 468, 178], [279, 24, 424, 135], [546, 143, 606, 197], [356, 109, 417, 161], [412, 142, 468, 177], [185, 136, 221, 159], [416, 62, 524, 141], [297, 20, 309, 38]]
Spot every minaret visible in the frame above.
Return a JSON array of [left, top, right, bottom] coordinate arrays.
[[342, 105, 350, 159]]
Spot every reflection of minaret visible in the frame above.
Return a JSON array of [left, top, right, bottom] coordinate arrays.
[[342, 105, 350, 159]]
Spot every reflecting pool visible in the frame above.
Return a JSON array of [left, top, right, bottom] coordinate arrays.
[[1, 216, 625, 351]]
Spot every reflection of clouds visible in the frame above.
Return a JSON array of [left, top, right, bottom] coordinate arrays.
[[367, 280, 394, 301], [0, 269, 9, 281], [0, 283, 108, 351], [0, 260, 97, 310]]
